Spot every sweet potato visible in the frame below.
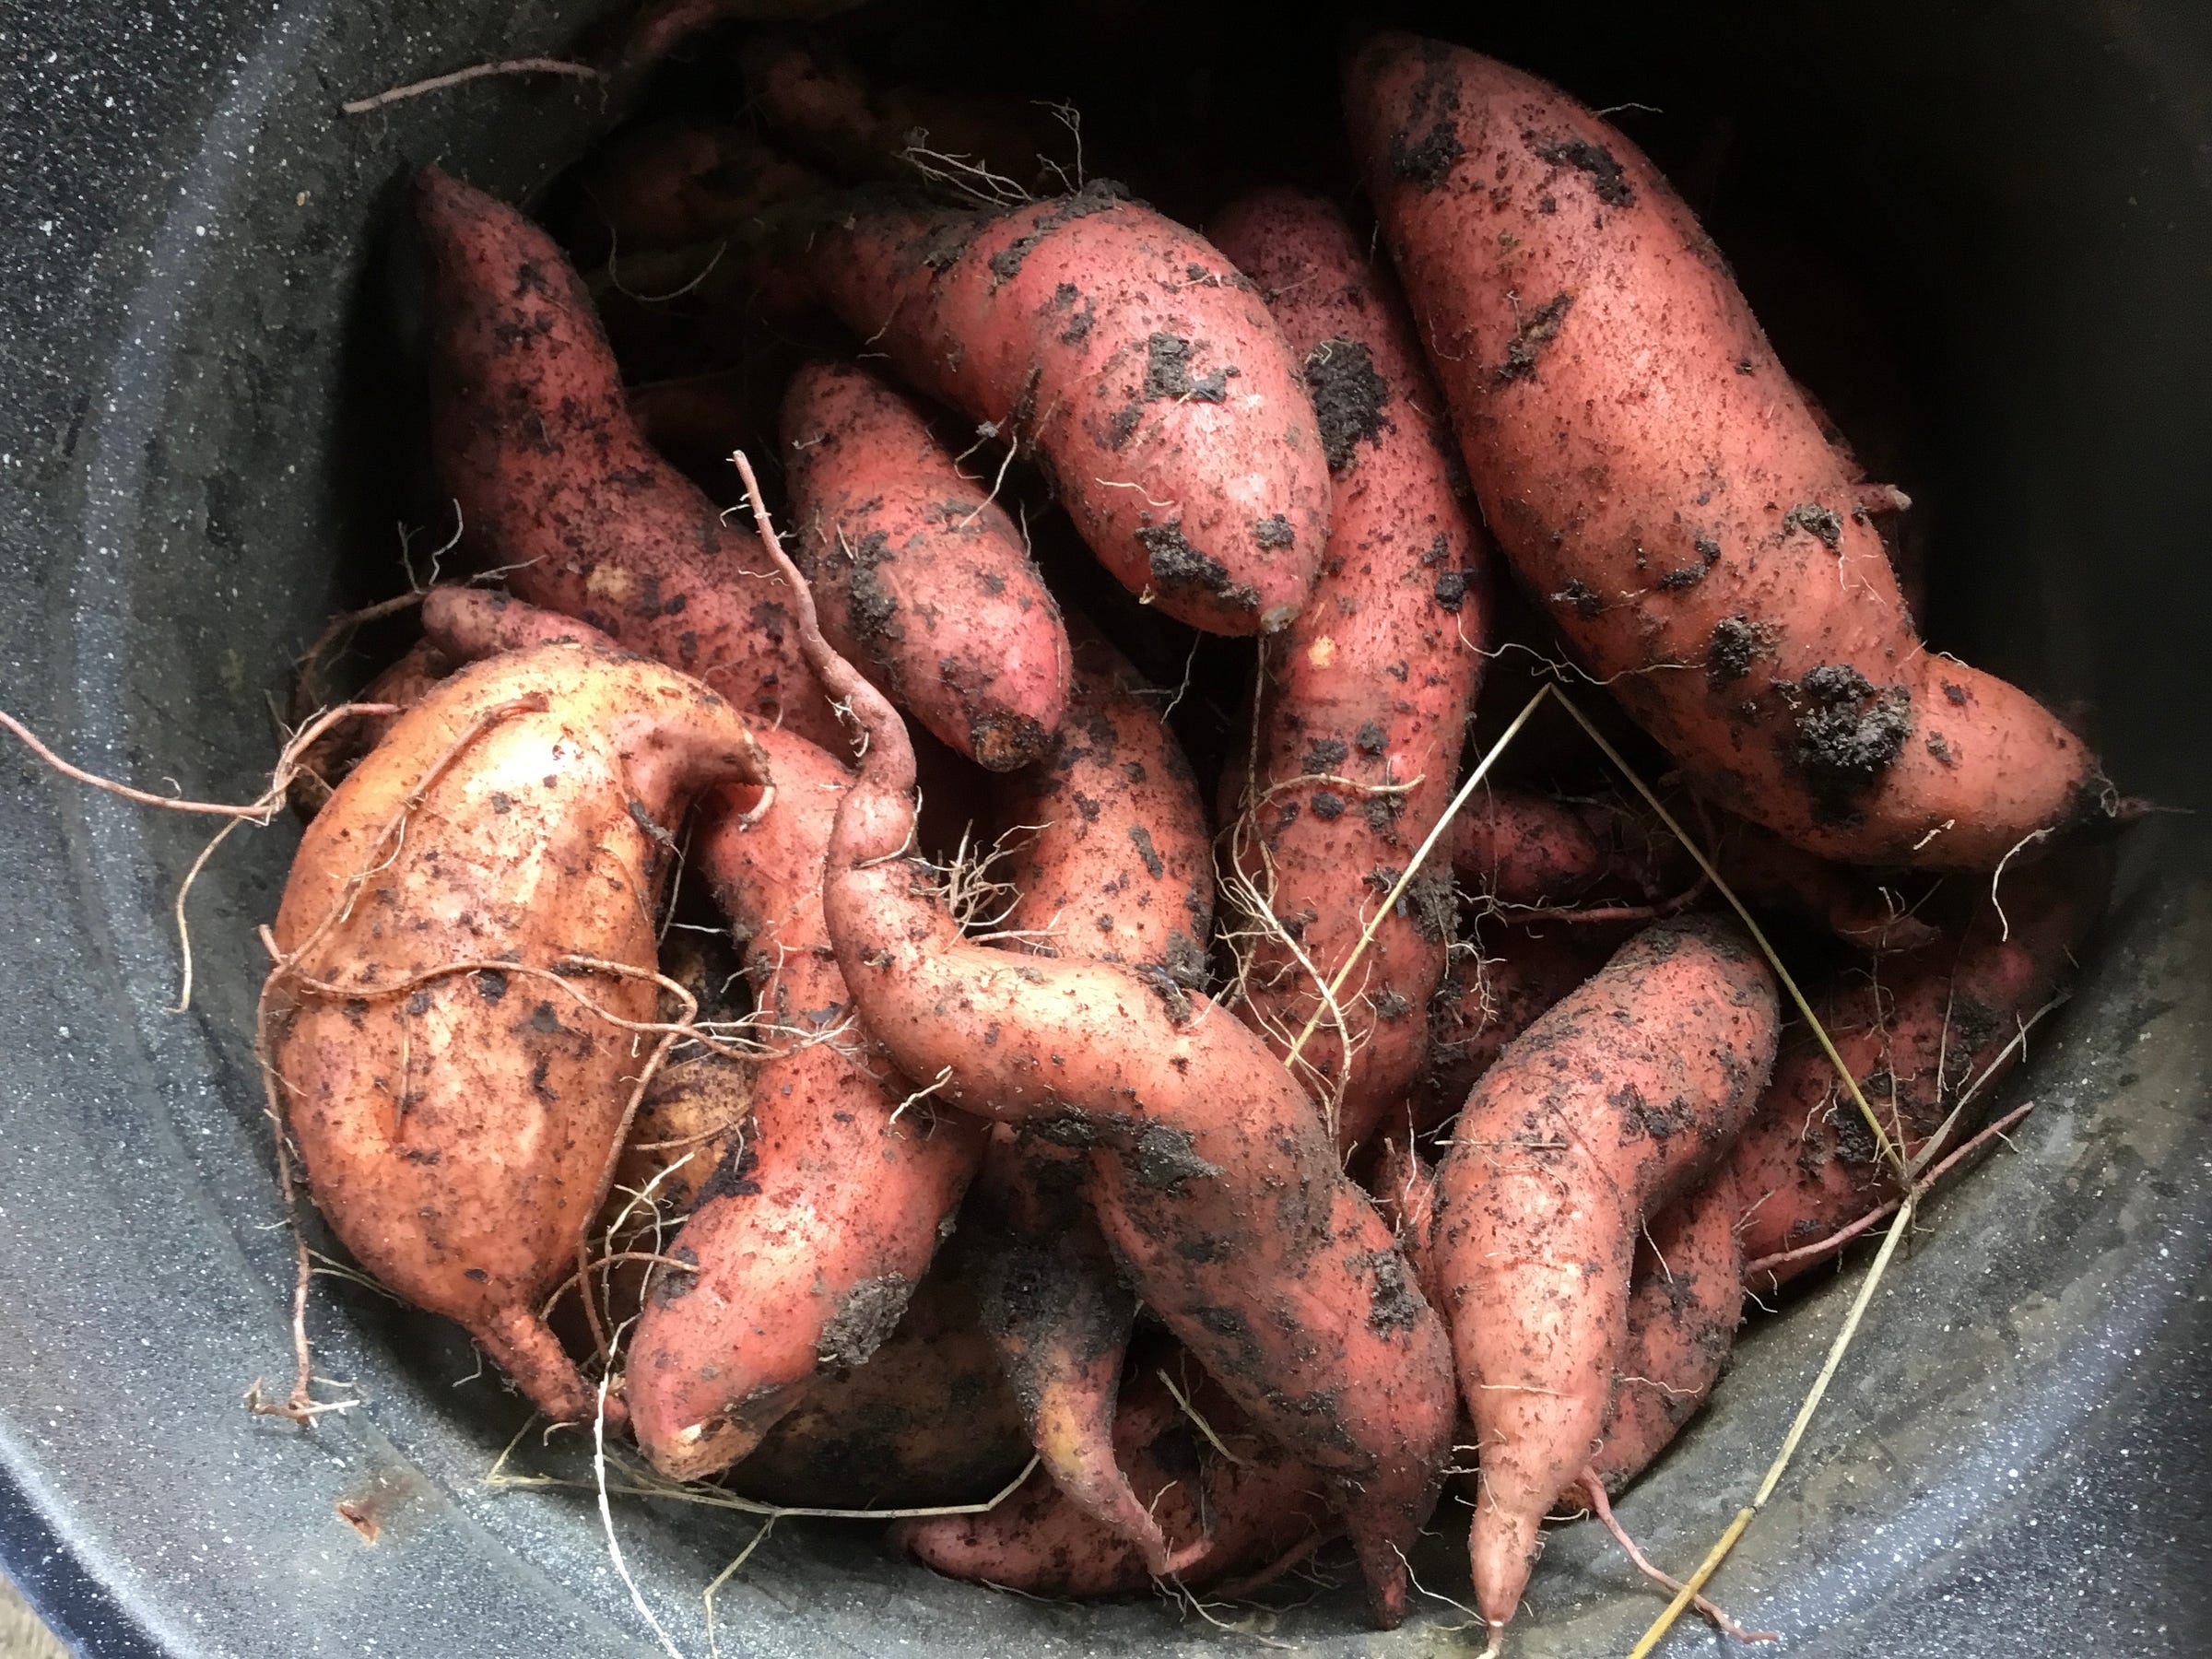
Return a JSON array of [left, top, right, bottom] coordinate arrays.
[[1206, 187, 1488, 1150], [804, 183, 1329, 635], [563, 117, 824, 265], [724, 1265, 1030, 1510], [781, 360, 1072, 770], [740, 30, 1077, 194], [1409, 924, 1616, 1139], [1587, 1172, 1745, 1493], [968, 619, 1214, 1568], [1344, 34, 2104, 867], [745, 486, 1452, 1626], [416, 168, 840, 747], [1430, 915, 1779, 1629], [268, 641, 768, 1426], [1730, 847, 2108, 1296], [629, 724, 984, 1480], [895, 1353, 1335, 1597]]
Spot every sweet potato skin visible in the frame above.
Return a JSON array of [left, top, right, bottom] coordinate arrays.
[[1343, 35, 2100, 867], [970, 620, 1213, 1569], [269, 642, 767, 1426], [782, 360, 1071, 770], [806, 184, 1329, 635], [629, 724, 983, 1479], [1410, 924, 1616, 1139], [894, 1357, 1334, 1596], [724, 1267, 1030, 1509], [1208, 187, 1487, 1150], [415, 168, 838, 746], [757, 505, 1451, 1627], [1430, 914, 1778, 1626], [563, 117, 824, 265]]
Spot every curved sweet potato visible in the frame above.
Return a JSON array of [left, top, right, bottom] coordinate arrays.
[[1731, 848, 2108, 1295], [747, 488, 1452, 1627], [805, 184, 1329, 635], [1344, 34, 2104, 867], [724, 1267, 1030, 1510], [782, 360, 1071, 769], [629, 724, 984, 1480], [564, 117, 825, 265], [1207, 187, 1488, 1150], [1409, 924, 1616, 1139], [268, 641, 767, 1427], [416, 168, 840, 747], [740, 30, 1076, 194], [1587, 1172, 1745, 1493], [1430, 914, 1778, 1629], [895, 1355, 1335, 1597], [968, 619, 1214, 1569]]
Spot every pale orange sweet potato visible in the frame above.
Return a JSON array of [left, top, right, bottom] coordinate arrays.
[[1345, 34, 2106, 867], [1208, 186, 1488, 1151], [782, 359, 1071, 770], [747, 489, 1452, 1627], [894, 1353, 1335, 1598], [1430, 914, 1778, 1629], [805, 183, 1329, 635], [628, 724, 984, 1480], [416, 168, 840, 746], [268, 641, 767, 1427]]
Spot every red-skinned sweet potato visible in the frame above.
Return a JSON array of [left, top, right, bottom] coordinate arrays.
[[723, 1266, 1030, 1510], [745, 485, 1452, 1627], [894, 1351, 1335, 1597], [804, 183, 1330, 635], [416, 168, 840, 747], [1430, 914, 1778, 1629], [628, 724, 985, 1480], [268, 641, 767, 1427], [968, 618, 1214, 1570], [782, 360, 1072, 769], [1207, 186, 1488, 1150], [564, 117, 825, 265], [1731, 848, 2109, 1296], [1344, 34, 2105, 867]]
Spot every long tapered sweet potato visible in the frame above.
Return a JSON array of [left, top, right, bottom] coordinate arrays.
[[743, 480, 1452, 1627], [268, 641, 767, 1426], [1344, 34, 2106, 868], [895, 1354, 1335, 1597], [1430, 914, 1778, 1629], [1587, 1172, 1745, 1493], [1207, 187, 1488, 1150], [1409, 924, 1617, 1139], [968, 618, 1215, 1571], [782, 360, 1071, 770], [1731, 848, 2108, 1296], [804, 183, 1329, 635], [416, 168, 840, 747], [629, 724, 984, 1480], [723, 1266, 1030, 1510]]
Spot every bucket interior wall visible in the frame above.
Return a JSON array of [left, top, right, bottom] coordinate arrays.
[[0, 2, 2206, 1654]]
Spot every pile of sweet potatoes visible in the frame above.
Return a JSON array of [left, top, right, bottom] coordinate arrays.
[[255, 21, 2127, 1649]]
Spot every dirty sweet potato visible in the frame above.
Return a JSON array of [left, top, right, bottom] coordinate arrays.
[[1430, 914, 1778, 1630], [804, 183, 1329, 635], [628, 724, 984, 1480], [782, 360, 1072, 770], [1344, 34, 2105, 867], [966, 618, 1214, 1569], [416, 168, 840, 746], [1408, 924, 1616, 1139], [1207, 186, 1488, 1150], [563, 116, 824, 265], [895, 1353, 1335, 1596], [1730, 848, 2109, 1296], [743, 483, 1452, 1627], [267, 641, 767, 1427]]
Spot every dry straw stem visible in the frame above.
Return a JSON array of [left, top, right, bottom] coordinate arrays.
[[340, 57, 604, 116]]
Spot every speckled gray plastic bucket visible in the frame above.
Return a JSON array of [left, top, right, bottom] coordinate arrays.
[[0, 2, 2207, 1654]]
